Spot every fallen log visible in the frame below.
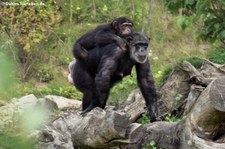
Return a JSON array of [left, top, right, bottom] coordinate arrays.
[[37, 78, 225, 149], [182, 60, 214, 86], [37, 108, 145, 149], [119, 77, 225, 149], [179, 77, 225, 149], [37, 62, 225, 149]]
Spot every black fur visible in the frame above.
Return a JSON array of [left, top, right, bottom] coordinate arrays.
[[72, 33, 159, 122], [72, 17, 134, 60]]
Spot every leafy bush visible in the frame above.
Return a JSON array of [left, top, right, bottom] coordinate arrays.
[[141, 113, 151, 124], [36, 66, 54, 83], [0, 0, 61, 79], [207, 46, 225, 64], [164, 0, 225, 44]]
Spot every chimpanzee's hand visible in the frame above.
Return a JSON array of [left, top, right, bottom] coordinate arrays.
[[113, 36, 127, 53]]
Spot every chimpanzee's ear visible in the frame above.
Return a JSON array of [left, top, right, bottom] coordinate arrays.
[[111, 20, 118, 29], [146, 35, 151, 41]]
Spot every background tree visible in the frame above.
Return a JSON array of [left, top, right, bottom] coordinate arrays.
[[163, 0, 225, 45]]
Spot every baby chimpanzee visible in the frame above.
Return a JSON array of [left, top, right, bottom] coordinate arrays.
[[73, 17, 134, 60]]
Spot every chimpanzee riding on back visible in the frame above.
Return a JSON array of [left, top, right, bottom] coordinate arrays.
[[71, 32, 159, 122], [72, 17, 134, 60]]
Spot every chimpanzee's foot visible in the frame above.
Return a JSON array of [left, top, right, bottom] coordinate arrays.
[[80, 104, 95, 115]]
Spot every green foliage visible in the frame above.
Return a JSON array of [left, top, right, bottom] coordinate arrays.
[[158, 66, 173, 86], [0, 132, 34, 149], [0, 1, 61, 52], [164, 114, 181, 122], [36, 66, 54, 82], [0, 0, 211, 103], [0, 0, 61, 78], [23, 86, 82, 100], [177, 16, 191, 30], [141, 113, 151, 124], [164, 0, 197, 14], [185, 56, 204, 68], [196, 0, 225, 43], [207, 46, 225, 64], [0, 53, 14, 93], [164, 0, 225, 44], [157, 56, 203, 86], [61, 0, 149, 31], [0, 34, 18, 99], [142, 140, 158, 149], [110, 74, 137, 103], [175, 94, 183, 102], [176, 56, 203, 70], [62, 0, 134, 24]]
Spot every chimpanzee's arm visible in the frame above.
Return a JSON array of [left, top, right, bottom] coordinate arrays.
[[95, 46, 124, 108], [95, 30, 127, 52], [135, 60, 159, 122]]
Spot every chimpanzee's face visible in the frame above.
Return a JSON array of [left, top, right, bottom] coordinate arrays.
[[119, 22, 133, 36], [130, 43, 149, 63], [111, 17, 134, 36], [129, 33, 150, 64]]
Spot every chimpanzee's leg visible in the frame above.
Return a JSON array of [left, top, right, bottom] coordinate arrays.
[[94, 47, 123, 109], [72, 62, 99, 112]]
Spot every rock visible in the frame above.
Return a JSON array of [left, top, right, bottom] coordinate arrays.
[[44, 95, 81, 110], [0, 94, 82, 132], [0, 100, 7, 107], [12, 94, 38, 112]]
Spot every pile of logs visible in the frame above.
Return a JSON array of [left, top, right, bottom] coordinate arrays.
[[36, 60, 225, 149]]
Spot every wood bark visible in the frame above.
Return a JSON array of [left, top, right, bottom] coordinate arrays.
[[36, 61, 225, 149]]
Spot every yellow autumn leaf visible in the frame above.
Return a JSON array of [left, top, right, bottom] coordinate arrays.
[[24, 43, 31, 52], [33, 38, 41, 43], [103, 5, 108, 11]]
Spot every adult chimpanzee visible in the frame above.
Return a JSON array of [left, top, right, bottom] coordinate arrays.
[[73, 17, 134, 60], [71, 32, 159, 122]]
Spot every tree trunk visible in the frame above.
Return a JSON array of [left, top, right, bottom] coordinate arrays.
[[147, 0, 151, 35]]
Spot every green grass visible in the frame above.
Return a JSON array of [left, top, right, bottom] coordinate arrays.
[[184, 57, 204, 68], [20, 85, 82, 100], [207, 46, 225, 64], [109, 75, 137, 104], [0, 1, 212, 103], [147, 0, 209, 87], [0, 132, 34, 149], [156, 56, 204, 87]]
